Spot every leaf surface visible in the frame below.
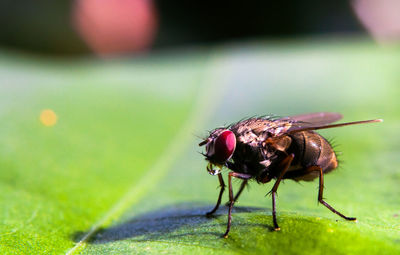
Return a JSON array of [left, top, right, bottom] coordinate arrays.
[[0, 40, 400, 255]]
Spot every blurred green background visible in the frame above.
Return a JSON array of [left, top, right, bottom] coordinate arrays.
[[0, 1, 400, 254]]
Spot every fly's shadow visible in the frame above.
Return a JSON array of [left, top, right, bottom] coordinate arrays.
[[74, 203, 266, 244]]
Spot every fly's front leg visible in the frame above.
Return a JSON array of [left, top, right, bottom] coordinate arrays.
[[224, 180, 248, 206], [268, 153, 294, 231], [206, 173, 225, 216], [224, 161, 248, 205], [233, 180, 248, 203], [223, 172, 252, 238]]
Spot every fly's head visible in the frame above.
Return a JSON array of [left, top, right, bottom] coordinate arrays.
[[199, 128, 236, 176]]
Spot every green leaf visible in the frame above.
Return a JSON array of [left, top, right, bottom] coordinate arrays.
[[0, 53, 206, 254], [1, 40, 400, 254]]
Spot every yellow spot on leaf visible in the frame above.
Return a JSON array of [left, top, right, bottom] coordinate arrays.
[[327, 228, 334, 233], [40, 109, 58, 127]]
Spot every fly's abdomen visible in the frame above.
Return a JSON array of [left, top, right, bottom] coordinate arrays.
[[316, 136, 338, 174], [287, 131, 338, 181]]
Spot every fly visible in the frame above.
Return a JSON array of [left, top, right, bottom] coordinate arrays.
[[199, 112, 382, 238]]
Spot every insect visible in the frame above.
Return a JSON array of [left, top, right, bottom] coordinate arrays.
[[199, 112, 382, 238]]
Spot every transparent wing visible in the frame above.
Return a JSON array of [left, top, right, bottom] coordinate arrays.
[[273, 112, 381, 136], [279, 112, 342, 125], [229, 112, 380, 139]]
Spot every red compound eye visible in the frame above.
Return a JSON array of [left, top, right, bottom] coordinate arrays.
[[213, 130, 236, 163]]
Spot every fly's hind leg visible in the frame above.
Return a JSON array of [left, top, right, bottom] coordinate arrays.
[[308, 165, 357, 221]]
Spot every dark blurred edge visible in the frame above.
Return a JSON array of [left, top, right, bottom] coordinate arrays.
[[0, 0, 364, 56]]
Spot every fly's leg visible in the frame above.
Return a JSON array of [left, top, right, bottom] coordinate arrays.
[[308, 166, 357, 221], [206, 173, 225, 216], [268, 153, 294, 231], [233, 180, 248, 202], [223, 172, 252, 238], [225, 180, 248, 206]]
